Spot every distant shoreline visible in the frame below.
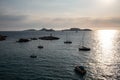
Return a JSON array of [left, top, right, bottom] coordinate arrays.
[[0, 28, 93, 32], [23, 28, 92, 32]]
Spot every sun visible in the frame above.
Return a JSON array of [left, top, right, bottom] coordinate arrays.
[[99, 0, 116, 6], [103, 0, 114, 3]]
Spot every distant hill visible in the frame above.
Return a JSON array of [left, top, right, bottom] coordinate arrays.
[[24, 28, 92, 32], [39, 28, 55, 31], [62, 28, 92, 31], [24, 29, 37, 31], [81, 29, 92, 31]]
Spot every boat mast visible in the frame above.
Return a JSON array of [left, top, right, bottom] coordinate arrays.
[[82, 31, 85, 47], [66, 32, 68, 41]]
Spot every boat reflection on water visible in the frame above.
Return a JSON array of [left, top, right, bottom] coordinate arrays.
[[89, 30, 120, 79]]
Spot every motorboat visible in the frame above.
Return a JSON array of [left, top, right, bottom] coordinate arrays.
[[30, 55, 37, 58], [64, 41, 72, 44], [74, 66, 86, 76], [79, 46, 90, 51], [38, 45, 44, 49]]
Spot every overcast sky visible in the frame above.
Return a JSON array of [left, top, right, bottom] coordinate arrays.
[[0, 0, 120, 31]]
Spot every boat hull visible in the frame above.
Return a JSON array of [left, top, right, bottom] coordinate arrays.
[[79, 48, 90, 51], [38, 46, 44, 49], [30, 55, 37, 58], [64, 41, 72, 44], [74, 66, 86, 76]]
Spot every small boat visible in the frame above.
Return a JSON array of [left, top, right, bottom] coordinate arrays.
[[30, 55, 37, 58], [64, 32, 72, 44], [74, 66, 86, 76], [79, 46, 90, 51], [38, 39, 44, 49], [64, 41, 72, 44], [0, 35, 7, 41], [38, 45, 44, 49]]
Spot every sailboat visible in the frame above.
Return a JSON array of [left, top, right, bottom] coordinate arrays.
[[79, 31, 90, 51], [38, 39, 44, 49], [64, 32, 72, 44], [30, 48, 37, 58]]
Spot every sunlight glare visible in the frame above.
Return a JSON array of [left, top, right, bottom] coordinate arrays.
[[97, 30, 117, 63], [97, 30, 116, 48], [98, 0, 116, 6]]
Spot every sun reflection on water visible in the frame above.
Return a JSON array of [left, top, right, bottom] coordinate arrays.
[[93, 30, 118, 78], [96, 30, 117, 63]]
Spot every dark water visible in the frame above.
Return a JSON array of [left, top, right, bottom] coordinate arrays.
[[0, 30, 120, 80]]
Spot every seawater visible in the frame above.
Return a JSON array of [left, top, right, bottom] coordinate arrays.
[[0, 31, 120, 80]]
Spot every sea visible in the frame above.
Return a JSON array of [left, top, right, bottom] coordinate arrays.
[[0, 30, 120, 80]]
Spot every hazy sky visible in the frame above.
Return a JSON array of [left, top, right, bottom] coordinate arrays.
[[0, 0, 120, 31]]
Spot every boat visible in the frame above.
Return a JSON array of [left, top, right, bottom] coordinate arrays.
[[0, 35, 7, 41], [38, 45, 44, 49], [64, 41, 72, 44], [79, 32, 90, 51], [38, 39, 44, 49], [30, 55, 37, 58], [64, 32, 72, 44], [74, 66, 86, 76], [79, 46, 90, 51]]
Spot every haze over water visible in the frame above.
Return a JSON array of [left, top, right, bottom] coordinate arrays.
[[0, 30, 120, 80], [0, 0, 120, 31]]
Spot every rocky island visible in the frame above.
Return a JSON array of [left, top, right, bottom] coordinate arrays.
[[17, 38, 30, 42], [62, 28, 92, 31], [39, 34, 59, 40], [39, 36, 59, 40]]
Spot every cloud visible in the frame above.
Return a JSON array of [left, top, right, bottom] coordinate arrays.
[[0, 14, 120, 31], [0, 14, 28, 22], [92, 18, 120, 24], [27, 17, 120, 30], [0, 14, 29, 31], [106, 18, 120, 24], [0, 14, 28, 25], [0, 0, 119, 31]]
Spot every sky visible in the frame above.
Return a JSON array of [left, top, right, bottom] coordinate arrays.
[[0, 0, 120, 31]]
